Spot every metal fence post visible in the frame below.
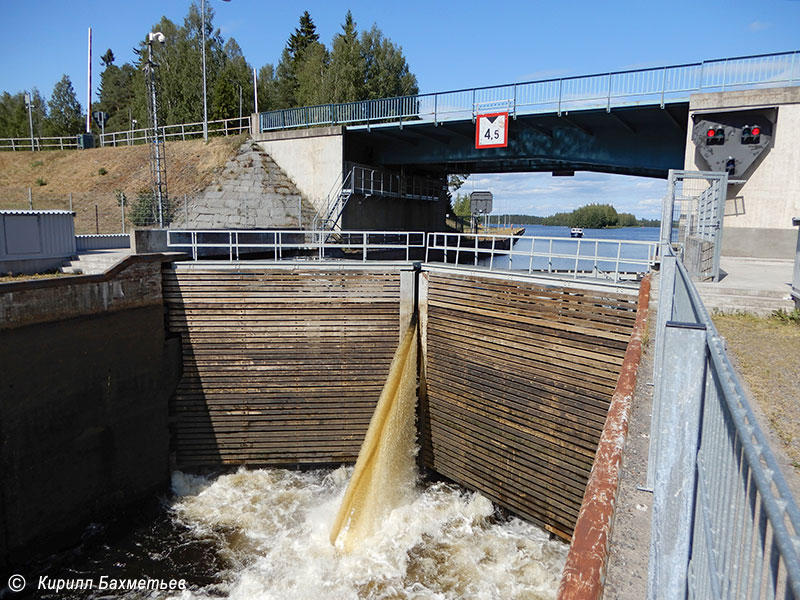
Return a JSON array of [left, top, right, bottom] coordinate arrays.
[[646, 253, 677, 491], [647, 321, 708, 600], [661, 171, 677, 245]]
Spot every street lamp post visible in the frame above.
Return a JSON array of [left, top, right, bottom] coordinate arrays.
[[24, 92, 34, 151], [147, 31, 167, 228]]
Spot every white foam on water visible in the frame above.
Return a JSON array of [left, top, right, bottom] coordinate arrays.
[[166, 467, 567, 600]]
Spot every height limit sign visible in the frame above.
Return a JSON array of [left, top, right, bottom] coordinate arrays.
[[475, 111, 508, 149]]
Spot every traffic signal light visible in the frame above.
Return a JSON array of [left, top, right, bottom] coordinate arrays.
[[741, 124, 761, 145], [705, 127, 725, 146], [725, 157, 736, 176]]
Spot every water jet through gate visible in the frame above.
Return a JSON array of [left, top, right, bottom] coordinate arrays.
[[330, 321, 419, 552]]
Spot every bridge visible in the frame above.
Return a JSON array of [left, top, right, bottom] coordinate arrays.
[[251, 51, 799, 232]]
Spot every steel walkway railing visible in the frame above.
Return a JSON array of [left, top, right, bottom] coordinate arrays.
[[259, 51, 799, 132], [648, 245, 800, 599], [166, 229, 426, 262], [166, 228, 657, 282], [426, 231, 658, 282]]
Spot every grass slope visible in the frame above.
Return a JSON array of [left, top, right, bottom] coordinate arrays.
[[0, 134, 245, 234]]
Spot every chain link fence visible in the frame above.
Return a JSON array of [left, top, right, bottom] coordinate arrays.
[[0, 187, 196, 235]]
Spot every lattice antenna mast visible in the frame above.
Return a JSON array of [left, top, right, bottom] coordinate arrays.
[[146, 32, 168, 228]]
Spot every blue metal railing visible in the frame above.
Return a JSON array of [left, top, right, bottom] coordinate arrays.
[[259, 51, 799, 132], [648, 246, 800, 599]]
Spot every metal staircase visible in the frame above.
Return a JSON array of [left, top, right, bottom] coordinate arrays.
[[313, 168, 354, 232], [313, 164, 445, 232]]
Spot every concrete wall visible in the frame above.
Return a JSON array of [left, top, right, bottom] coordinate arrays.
[[342, 194, 449, 232], [684, 87, 800, 257], [185, 141, 317, 230], [254, 127, 344, 217], [0, 256, 181, 567]]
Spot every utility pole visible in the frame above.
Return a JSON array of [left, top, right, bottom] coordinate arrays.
[[201, 0, 208, 142], [253, 67, 258, 115], [86, 28, 92, 134]]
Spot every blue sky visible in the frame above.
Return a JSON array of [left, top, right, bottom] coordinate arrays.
[[1, 0, 799, 217]]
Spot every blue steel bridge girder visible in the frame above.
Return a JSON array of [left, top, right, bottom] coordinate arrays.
[[344, 102, 689, 179]]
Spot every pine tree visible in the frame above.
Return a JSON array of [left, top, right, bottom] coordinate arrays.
[[288, 11, 320, 57], [326, 11, 364, 103], [360, 26, 418, 100], [257, 64, 279, 112], [45, 75, 83, 136], [275, 11, 322, 108], [295, 41, 329, 106], [100, 48, 115, 68], [98, 50, 137, 132]]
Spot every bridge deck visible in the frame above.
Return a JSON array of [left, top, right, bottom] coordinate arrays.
[[259, 51, 798, 133]]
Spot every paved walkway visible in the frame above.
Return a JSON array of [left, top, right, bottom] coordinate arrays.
[[695, 256, 795, 315], [63, 248, 132, 275]]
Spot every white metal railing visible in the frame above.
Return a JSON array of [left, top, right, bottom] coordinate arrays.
[[348, 164, 444, 201], [167, 229, 426, 262], [0, 116, 250, 151], [259, 51, 799, 132], [425, 232, 658, 282], [648, 246, 800, 599]]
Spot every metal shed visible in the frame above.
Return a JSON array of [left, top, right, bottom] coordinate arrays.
[[0, 210, 76, 275]]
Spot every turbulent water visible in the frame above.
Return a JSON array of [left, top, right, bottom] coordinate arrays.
[[22, 328, 567, 599], [163, 324, 567, 598], [169, 467, 567, 599]]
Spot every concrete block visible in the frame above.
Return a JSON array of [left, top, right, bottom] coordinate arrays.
[[131, 229, 168, 254]]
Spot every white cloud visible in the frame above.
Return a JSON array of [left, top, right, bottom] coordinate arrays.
[[748, 20, 770, 31]]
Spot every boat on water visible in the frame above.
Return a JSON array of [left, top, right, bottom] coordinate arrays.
[[570, 227, 584, 238]]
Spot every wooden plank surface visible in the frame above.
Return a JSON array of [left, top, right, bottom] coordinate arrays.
[[164, 266, 402, 468], [420, 270, 638, 541]]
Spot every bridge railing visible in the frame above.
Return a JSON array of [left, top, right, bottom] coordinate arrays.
[[259, 51, 799, 132], [647, 246, 800, 599], [426, 231, 658, 282], [0, 116, 250, 151]]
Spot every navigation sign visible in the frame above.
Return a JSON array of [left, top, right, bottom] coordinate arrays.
[[475, 112, 508, 149], [92, 111, 110, 128], [470, 191, 493, 214]]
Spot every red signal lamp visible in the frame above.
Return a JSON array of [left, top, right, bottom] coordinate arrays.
[[741, 124, 762, 145], [706, 126, 725, 146]]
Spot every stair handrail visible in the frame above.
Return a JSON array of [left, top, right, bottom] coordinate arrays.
[[312, 167, 345, 230], [314, 166, 355, 232]]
